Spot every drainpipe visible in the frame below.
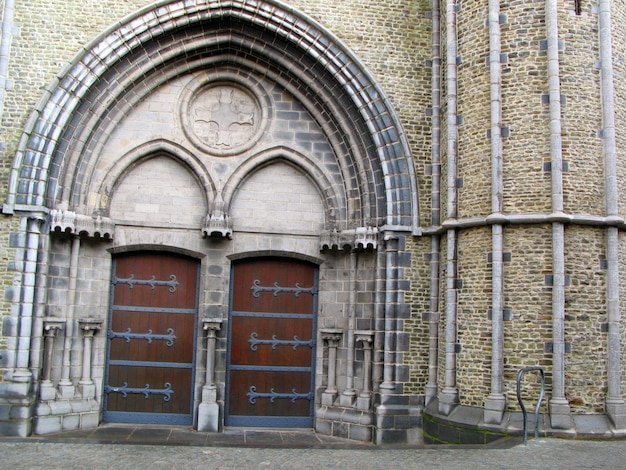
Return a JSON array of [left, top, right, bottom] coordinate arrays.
[[598, 0, 626, 430], [0, 0, 15, 122], [424, 0, 442, 407], [484, 0, 507, 424], [438, 0, 460, 416], [545, 0, 572, 429]]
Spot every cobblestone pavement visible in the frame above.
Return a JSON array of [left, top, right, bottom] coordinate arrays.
[[0, 437, 625, 469]]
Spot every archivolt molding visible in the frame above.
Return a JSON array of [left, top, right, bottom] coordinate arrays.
[[4, 0, 418, 232], [221, 146, 343, 230], [95, 139, 215, 218]]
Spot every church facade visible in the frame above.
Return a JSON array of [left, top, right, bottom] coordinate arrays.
[[0, 0, 624, 444]]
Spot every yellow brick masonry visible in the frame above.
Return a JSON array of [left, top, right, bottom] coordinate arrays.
[[1, 0, 625, 417]]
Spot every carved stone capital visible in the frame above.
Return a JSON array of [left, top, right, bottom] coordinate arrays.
[[43, 317, 66, 336], [49, 209, 115, 239], [202, 318, 223, 337], [321, 328, 343, 345], [202, 192, 232, 239], [320, 226, 379, 252], [355, 330, 375, 347], [78, 319, 103, 336]]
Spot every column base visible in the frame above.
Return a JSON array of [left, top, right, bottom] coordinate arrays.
[[437, 388, 459, 416], [197, 402, 220, 432], [201, 385, 217, 403], [424, 383, 438, 407], [39, 383, 56, 401], [357, 394, 372, 411], [57, 383, 75, 399], [321, 390, 337, 406], [483, 394, 507, 425], [79, 383, 96, 399], [339, 390, 356, 407], [549, 398, 573, 429], [606, 399, 626, 430]]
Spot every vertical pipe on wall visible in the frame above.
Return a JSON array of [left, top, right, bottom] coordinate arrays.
[[545, 0, 572, 428], [484, 0, 507, 424], [598, 0, 626, 429], [438, 0, 460, 415], [425, 0, 442, 406]]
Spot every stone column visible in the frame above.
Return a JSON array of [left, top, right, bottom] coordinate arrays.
[[59, 236, 81, 399], [321, 329, 343, 406], [355, 330, 374, 411], [340, 252, 357, 407], [197, 319, 222, 432], [78, 319, 102, 399], [40, 318, 66, 400]]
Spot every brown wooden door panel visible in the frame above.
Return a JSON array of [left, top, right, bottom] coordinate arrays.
[[109, 310, 195, 363], [106, 365, 192, 414], [105, 251, 198, 425], [231, 258, 315, 314], [229, 316, 313, 367], [227, 257, 317, 427], [228, 370, 312, 417]]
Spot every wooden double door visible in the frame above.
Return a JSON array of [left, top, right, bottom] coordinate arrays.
[[104, 251, 199, 425], [226, 258, 318, 427]]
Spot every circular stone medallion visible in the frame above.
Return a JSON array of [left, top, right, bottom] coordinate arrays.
[[182, 81, 266, 156]]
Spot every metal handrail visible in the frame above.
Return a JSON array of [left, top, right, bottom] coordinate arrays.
[[516, 366, 545, 445]]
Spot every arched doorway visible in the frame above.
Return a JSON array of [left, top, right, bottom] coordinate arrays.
[[226, 257, 318, 427], [104, 251, 200, 425]]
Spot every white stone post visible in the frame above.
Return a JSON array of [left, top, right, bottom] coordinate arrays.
[[355, 330, 374, 410], [321, 329, 343, 406], [197, 319, 222, 432], [59, 236, 81, 398], [78, 319, 102, 399], [40, 318, 65, 400]]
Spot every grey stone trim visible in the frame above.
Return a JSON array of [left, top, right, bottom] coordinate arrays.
[[49, 210, 114, 239], [420, 212, 626, 236], [5, 0, 418, 230]]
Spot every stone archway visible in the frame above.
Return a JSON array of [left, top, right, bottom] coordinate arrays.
[[0, 0, 420, 442]]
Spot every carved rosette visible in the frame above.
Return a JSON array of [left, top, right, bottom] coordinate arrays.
[[181, 76, 269, 157]]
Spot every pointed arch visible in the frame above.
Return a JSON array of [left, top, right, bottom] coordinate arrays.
[[4, 0, 419, 230]]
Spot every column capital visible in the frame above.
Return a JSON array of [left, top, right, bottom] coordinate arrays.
[[202, 318, 223, 334], [43, 317, 66, 334], [78, 318, 103, 335], [354, 330, 374, 345], [321, 328, 343, 344]]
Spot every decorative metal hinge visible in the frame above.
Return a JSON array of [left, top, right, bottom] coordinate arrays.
[[105, 382, 173, 402], [108, 328, 176, 347], [247, 386, 314, 404], [112, 274, 179, 292], [251, 279, 317, 297], [248, 332, 315, 351]]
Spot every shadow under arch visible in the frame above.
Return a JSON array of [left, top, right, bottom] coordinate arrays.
[[95, 139, 216, 217], [4, 0, 418, 231], [222, 146, 344, 230]]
